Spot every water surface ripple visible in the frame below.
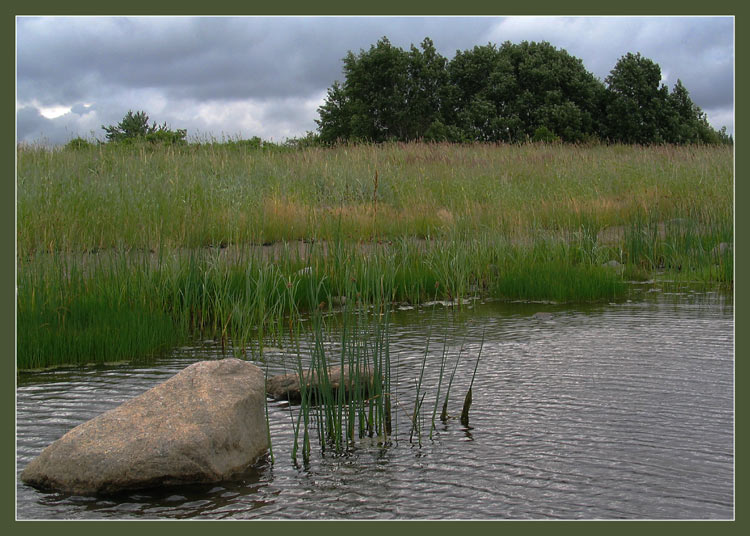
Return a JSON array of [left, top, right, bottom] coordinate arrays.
[[17, 291, 733, 519]]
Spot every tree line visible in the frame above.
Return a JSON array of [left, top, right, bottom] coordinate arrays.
[[78, 37, 730, 150], [316, 37, 731, 145]]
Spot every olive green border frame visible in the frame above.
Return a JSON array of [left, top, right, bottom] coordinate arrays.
[[4, 2, 741, 534]]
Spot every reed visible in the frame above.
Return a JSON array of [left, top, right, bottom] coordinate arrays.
[[287, 293, 393, 460], [441, 334, 468, 422], [409, 311, 432, 446], [429, 335, 449, 440], [460, 330, 485, 427]]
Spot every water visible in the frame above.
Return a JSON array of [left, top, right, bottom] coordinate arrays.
[[16, 289, 734, 520]]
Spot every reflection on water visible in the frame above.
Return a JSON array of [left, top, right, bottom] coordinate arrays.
[[17, 290, 734, 519]]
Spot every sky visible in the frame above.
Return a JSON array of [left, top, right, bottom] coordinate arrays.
[[16, 16, 734, 145]]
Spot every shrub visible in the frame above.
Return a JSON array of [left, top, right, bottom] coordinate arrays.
[[102, 110, 187, 145], [64, 137, 95, 150], [532, 126, 560, 143]]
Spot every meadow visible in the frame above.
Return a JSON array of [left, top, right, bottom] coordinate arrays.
[[17, 141, 733, 369]]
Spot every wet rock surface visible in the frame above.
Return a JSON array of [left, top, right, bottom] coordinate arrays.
[[266, 365, 375, 403]]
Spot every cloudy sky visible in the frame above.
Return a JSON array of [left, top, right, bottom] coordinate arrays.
[[16, 16, 734, 145]]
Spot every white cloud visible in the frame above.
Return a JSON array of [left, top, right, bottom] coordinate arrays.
[[38, 105, 72, 119], [186, 92, 327, 142]]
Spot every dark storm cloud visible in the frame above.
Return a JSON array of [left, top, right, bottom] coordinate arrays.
[[16, 105, 49, 141], [17, 17, 495, 104], [16, 16, 733, 145]]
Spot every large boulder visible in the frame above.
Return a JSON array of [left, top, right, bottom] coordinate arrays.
[[21, 359, 268, 495]]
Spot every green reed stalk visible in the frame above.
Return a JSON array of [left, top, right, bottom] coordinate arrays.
[[263, 361, 274, 464], [429, 335, 449, 439], [460, 329, 485, 427], [441, 333, 468, 422], [410, 328, 430, 445]]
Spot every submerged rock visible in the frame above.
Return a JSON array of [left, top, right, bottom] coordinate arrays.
[[267, 365, 375, 403], [21, 359, 268, 495]]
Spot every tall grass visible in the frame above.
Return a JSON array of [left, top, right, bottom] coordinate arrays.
[[16, 142, 733, 369], [17, 142, 732, 255]]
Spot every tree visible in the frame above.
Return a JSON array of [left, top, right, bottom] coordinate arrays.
[[501, 41, 605, 142], [445, 43, 514, 141], [664, 79, 730, 144], [315, 37, 730, 146], [445, 41, 605, 142], [341, 37, 410, 141], [602, 54, 731, 145], [604, 53, 668, 144], [317, 37, 451, 143], [404, 37, 449, 139], [316, 81, 353, 143], [102, 110, 187, 144]]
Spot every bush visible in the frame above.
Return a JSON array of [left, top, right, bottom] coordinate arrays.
[[284, 132, 322, 149], [532, 126, 560, 143], [64, 137, 96, 150], [102, 110, 187, 145]]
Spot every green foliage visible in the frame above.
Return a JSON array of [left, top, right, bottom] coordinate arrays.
[[143, 128, 188, 145], [604, 53, 665, 144], [316, 81, 352, 143], [423, 119, 466, 142], [404, 37, 450, 140], [317, 38, 730, 146], [284, 131, 322, 149], [532, 126, 560, 143], [225, 136, 264, 150], [64, 137, 96, 151], [102, 110, 187, 145], [458, 41, 604, 143], [316, 37, 452, 143], [603, 54, 732, 145]]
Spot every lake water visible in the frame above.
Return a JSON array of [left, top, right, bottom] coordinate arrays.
[[16, 287, 734, 520]]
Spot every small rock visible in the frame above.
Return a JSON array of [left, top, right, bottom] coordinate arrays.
[[267, 365, 375, 403]]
